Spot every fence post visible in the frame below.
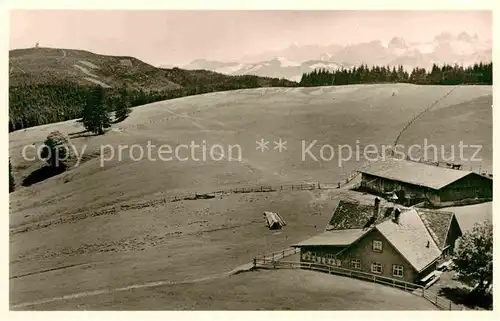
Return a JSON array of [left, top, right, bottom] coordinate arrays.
[[404, 283, 407, 291], [449, 301, 452, 310]]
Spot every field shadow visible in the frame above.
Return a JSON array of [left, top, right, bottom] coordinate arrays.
[[112, 115, 130, 124], [68, 130, 100, 139], [438, 286, 492, 310], [22, 164, 67, 187]]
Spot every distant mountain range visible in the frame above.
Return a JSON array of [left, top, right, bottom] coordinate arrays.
[[166, 32, 492, 82], [166, 58, 354, 83]]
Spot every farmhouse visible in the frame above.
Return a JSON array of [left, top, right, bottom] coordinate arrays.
[[358, 158, 492, 206], [292, 198, 462, 284]]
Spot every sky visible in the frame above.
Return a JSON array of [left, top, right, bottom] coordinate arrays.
[[10, 10, 492, 66]]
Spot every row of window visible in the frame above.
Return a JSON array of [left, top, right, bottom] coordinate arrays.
[[352, 259, 403, 278], [302, 254, 403, 278], [302, 252, 342, 266]]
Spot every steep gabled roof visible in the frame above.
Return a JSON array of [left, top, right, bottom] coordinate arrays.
[[376, 209, 442, 272], [358, 158, 474, 190], [326, 200, 394, 231], [294, 198, 461, 272]]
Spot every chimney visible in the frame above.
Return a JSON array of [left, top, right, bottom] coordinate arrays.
[[393, 208, 401, 224], [373, 197, 380, 217], [426, 241, 430, 248]]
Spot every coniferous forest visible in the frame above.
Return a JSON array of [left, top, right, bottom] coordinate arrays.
[[300, 62, 492, 86], [9, 62, 492, 132], [9, 70, 295, 132]]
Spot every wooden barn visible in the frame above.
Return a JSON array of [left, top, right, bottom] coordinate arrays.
[[358, 158, 492, 206], [293, 198, 463, 285]]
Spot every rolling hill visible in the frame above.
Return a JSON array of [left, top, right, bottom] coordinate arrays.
[[9, 83, 492, 309], [9, 47, 180, 89], [9, 47, 297, 131]]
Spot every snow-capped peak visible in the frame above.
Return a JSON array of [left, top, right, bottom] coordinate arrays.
[[319, 53, 332, 61], [457, 31, 475, 43], [434, 32, 454, 43], [273, 56, 301, 67], [388, 37, 408, 49]]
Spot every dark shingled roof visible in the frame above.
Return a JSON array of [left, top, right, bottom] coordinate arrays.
[[326, 200, 395, 231], [416, 209, 455, 250]]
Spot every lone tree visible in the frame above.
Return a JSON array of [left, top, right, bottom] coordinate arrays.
[[453, 220, 493, 294], [82, 85, 111, 135], [114, 86, 132, 122], [41, 131, 71, 168], [9, 158, 15, 193]]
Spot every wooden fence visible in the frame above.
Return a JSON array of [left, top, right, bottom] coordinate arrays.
[[253, 247, 300, 262], [10, 183, 334, 235], [169, 183, 328, 201], [252, 252, 462, 311]]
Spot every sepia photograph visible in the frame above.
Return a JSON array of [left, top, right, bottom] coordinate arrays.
[[7, 5, 493, 312]]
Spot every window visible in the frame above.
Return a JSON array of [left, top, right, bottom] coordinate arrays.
[[393, 265, 404, 278], [371, 262, 383, 274], [351, 259, 361, 269], [372, 240, 383, 252], [303, 251, 313, 262]]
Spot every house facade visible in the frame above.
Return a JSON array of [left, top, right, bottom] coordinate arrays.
[[293, 198, 463, 284], [336, 229, 421, 281], [438, 174, 493, 203]]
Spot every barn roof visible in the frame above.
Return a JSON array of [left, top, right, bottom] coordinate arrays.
[[358, 158, 476, 190], [292, 229, 367, 247], [376, 209, 442, 272]]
